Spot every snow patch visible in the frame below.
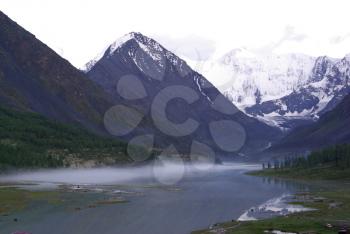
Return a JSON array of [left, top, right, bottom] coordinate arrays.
[[82, 33, 134, 72], [238, 194, 315, 221]]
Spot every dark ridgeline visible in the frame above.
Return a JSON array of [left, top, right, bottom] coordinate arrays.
[[85, 32, 282, 156]]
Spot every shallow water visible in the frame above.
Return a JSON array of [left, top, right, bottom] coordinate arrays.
[[0, 163, 308, 234]]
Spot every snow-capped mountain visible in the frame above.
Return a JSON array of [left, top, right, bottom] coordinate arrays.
[[83, 32, 214, 100], [83, 32, 282, 155], [192, 48, 317, 108], [193, 48, 350, 129], [246, 55, 350, 128]]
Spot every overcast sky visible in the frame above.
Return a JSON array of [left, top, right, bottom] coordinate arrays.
[[2, 0, 350, 68]]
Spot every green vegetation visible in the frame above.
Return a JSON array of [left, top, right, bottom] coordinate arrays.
[[0, 187, 60, 214], [94, 198, 128, 205], [252, 144, 350, 180], [250, 166, 350, 180], [0, 186, 129, 215], [0, 105, 134, 168]]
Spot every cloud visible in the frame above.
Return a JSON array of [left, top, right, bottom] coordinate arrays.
[[330, 33, 350, 44], [153, 35, 216, 61], [254, 25, 307, 54]]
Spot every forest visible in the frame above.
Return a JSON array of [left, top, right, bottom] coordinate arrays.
[[264, 144, 350, 170], [0, 106, 133, 168]]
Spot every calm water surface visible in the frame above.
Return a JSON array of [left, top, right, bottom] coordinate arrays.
[[0, 163, 307, 234]]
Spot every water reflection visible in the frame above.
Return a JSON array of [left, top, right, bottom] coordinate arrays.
[[261, 176, 310, 192]]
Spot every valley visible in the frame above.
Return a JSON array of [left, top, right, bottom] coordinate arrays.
[[0, 2, 350, 233]]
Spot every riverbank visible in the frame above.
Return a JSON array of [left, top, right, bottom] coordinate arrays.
[[192, 168, 350, 234], [0, 183, 131, 216], [193, 187, 350, 233]]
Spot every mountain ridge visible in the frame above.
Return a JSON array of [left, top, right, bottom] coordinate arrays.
[[193, 48, 350, 129], [85, 32, 283, 156], [245, 53, 350, 126]]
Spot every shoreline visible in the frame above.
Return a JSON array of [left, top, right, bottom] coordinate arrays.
[[237, 193, 315, 222], [192, 170, 350, 234]]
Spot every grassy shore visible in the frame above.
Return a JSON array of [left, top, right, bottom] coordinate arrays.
[[192, 167, 350, 234], [0, 187, 61, 214], [193, 188, 350, 234], [0, 185, 129, 216], [248, 166, 350, 180]]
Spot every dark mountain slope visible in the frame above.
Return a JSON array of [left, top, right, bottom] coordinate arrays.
[[272, 93, 350, 151], [0, 11, 114, 131]]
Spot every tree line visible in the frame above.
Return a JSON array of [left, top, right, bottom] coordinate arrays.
[[263, 144, 350, 170]]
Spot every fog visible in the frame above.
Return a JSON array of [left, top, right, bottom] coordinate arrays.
[[0, 162, 301, 234], [0, 162, 260, 186]]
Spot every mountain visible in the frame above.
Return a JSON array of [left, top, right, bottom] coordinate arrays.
[[196, 48, 350, 129], [0, 11, 114, 132], [272, 92, 350, 151], [84, 33, 282, 156], [195, 48, 316, 108], [246, 55, 350, 129]]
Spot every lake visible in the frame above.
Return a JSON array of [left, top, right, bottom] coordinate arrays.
[[0, 163, 308, 234]]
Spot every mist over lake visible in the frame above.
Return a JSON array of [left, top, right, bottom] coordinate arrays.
[[0, 163, 259, 185], [0, 163, 307, 234]]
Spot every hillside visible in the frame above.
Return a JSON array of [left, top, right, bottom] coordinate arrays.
[[0, 106, 131, 168], [272, 93, 350, 151], [0, 11, 114, 132]]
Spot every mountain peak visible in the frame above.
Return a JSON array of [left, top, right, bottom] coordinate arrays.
[[108, 32, 136, 53], [108, 32, 152, 54], [223, 48, 256, 60], [84, 30, 281, 155], [82, 32, 162, 72]]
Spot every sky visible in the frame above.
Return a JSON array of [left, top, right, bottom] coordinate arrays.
[[1, 0, 350, 68]]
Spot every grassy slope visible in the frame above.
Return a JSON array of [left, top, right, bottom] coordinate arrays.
[[0, 106, 132, 168]]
